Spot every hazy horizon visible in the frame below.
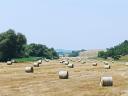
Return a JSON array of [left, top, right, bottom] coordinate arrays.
[[0, 0, 128, 50]]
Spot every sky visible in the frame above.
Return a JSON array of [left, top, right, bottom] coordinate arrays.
[[0, 0, 128, 50]]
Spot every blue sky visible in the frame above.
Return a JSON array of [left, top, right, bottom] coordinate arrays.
[[0, 0, 128, 50]]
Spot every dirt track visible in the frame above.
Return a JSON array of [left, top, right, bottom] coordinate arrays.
[[0, 59, 128, 96]]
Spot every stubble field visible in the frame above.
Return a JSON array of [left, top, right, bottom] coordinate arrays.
[[0, 59, 128, 96]]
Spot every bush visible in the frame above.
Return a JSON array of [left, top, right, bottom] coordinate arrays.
[[98, 40, 128, 60], [0, 29, 26, 61], [0, 29, 59, 61]]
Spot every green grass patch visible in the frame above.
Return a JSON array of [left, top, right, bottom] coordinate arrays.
[[119, 55, 128, 62], [97, 55, 128, 62], [14, 57, 42, 63]]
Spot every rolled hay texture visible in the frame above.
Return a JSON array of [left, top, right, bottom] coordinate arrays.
[[38, 60, 42, 64], [33, 62, 39, 67], [111, 61, 114, 63], [64, 61, 69, 65], [92, 63, 97, 66], [100, 77, 113, 86], [25, 67, 34, 73], [60, 60, 65, 63], [59, 70, 69, 79], [7, 61, 12, 65], [78, 59, 81, 62], [67, 64, 74, 68], [103, 61, 109, 65], [81, 61, 86, 64], [104, 64, 111, 69], [11, 60, 16, 63], [60, 61, 63, 63], [125, 62, 128, 66]]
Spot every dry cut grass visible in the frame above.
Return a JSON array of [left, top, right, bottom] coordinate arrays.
[[0, 59, 128, 96]]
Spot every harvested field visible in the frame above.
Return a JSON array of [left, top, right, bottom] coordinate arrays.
[[0, 59, 128, 96]]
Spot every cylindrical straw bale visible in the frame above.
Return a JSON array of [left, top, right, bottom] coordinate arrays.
[[59, 70, 69, 79], [100, 77, 113, 86], [67, 64, 74, 68], [33, 62, 39, 67], [38, 60, 42, 64], [64, 61, 69, 65], [104, 65, 111, 69], [7, 61, 12, 65], [25, 67, 34, 73], [92, 63, 97, 66]]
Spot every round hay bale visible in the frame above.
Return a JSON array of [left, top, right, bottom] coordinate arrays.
[[92, 63, 97, 66], [60, 61, 63, 63], [7, 61, 12, 65], [78, 59, 81, 62], [60, 60, 65, 63], [64, 61, 69, 65], [104, 65, 111, 69], [11, 60, 16, 63], [25, 67, 34, 73], [33, 62, 39, 67], [38, 60, 42, 64], [59, 70, 69, 79], [81, 61, 86, 64], [62, 60, 66, 63], [125, 62, 128, 66], [103, 61, 109, 65], [111, 61, 114, 63], [100, 77, 113, 86], [67, 64, 74, 68]]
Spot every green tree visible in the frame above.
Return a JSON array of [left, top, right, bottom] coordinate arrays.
[[0, 29, 27, 61], [0, 29, 58, 61], [16, 33, 27, 57], [25, 43, 59, 59], [98, 40, 128, 60], [0, 29, 17, 61], [69, 51, 79, 57]]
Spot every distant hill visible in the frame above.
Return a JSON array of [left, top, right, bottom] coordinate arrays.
[[56, 49, 86, 57], [56, 49, 72, 53], [79, 49, 103, 59], [56, 49, 73, 56], [56, 48, 102, 58]]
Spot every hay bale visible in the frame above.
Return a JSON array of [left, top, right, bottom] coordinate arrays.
[[60, 61, 63, 63], [100, 77, 113, 86], [33, 62, 39, 67], [64, 61, 69, 65], [60, 60, 65, 63], [67, 64, 74, 68], [7, 61, 12, 65], [59, 70, 69, 79], [111, 61, 114, 63], [104, 65, 111, 69], [38, 60, 42, 64], [25, 67, 34, 73], [81, 61, 86, 64], [125, 62, 128, 66], [92, 63, 97, 66], [103, 61, 109, 65], [11, 60, 16, 63], [78, 59, 81, 62]]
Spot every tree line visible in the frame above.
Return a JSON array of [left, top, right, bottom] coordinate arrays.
[[0, 29, 59, 61], [98, 40, 128, 60], [68, 49, 86, 57]]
